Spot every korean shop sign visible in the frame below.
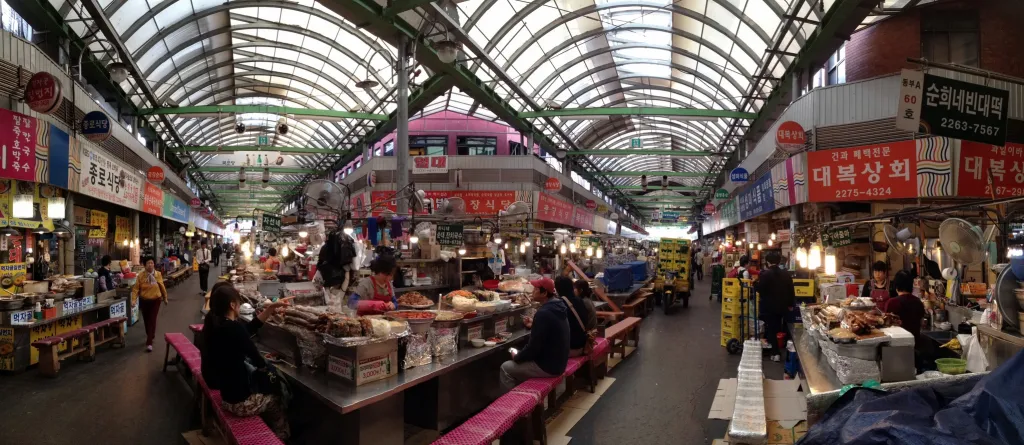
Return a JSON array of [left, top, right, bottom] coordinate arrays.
[[0, 108, 37, 182], [958, 141, 1024, 198], [895, 70, 1009, 146], [412, 155, 448, 174], [808, 141, 917, 202], [436, 224, 463, 247], [821, 227, 853, 248], [737, 172, 775, 221], [261, 213, 281, 232]]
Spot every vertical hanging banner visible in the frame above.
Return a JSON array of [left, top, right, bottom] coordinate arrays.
[[808, 141, 918, 202], [80, 145, 143, 210], [142, 183, 163, 216], [48, 124, 70, 189], [114, 216, 130, 244], [0, 108, 37, 182]]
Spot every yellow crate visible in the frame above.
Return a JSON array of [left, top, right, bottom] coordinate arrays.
[[794, 279, 815, 297], [722, 316, 737, 331], [721, 328, 742, 346], [722, 298, 743, 316]]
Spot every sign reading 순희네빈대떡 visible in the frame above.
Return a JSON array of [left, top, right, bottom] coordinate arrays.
[[896, 70, 1009, 146]]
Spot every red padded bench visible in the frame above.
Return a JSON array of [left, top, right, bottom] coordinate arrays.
[[82, 317, 128, 358], [163, 332, 202, 374], [432, 392, 540, 445], [189, 323, 205, 350], [31, 328, 91, 377]]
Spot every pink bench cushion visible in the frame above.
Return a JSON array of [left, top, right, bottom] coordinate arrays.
[[510, 377, 561, 402], [590, 337, 610, 359], [83, 317, 127, 332], [189, 324, 204, 334], [563, 356, 587, 376], [165, 333, 200, 356], [32, 329, 88, 347], [432, 392, 537, 445], [207, 387, 283, 445]]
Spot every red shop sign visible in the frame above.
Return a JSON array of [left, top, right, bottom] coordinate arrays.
[[24, 72, 62, 115], [536, 192, 573, 226], [370, 190, 517, 216], [703, 203, 715, 213], [142, 182, 163, 216], [808, 141, 917, 202], [0, 108, 37, 182], [585, 199, 597, 210], [958, 141, 1024, 198], [412, 155, 448, 174], [190, 197, 202, 208], [147, 166, 165, 184], [775, 121, 807, 154], [573, 207, 594, 231], [544, 177, 561, 192]]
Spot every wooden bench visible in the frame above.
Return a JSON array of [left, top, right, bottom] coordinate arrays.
[[166, 267, 190, 287], [31, 317, 128, 377], [603, 317, 642, 359], [31, 329, 90, 377], [621, 294, 649, 318]]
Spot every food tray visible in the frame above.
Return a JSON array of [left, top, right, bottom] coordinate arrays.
[[398, 303, 436, 310]]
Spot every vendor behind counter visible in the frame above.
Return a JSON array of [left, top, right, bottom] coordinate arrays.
[[349, 255, 397, 315], [861, 261, 896, 305]]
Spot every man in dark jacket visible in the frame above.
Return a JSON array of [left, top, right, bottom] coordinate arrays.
[[756, 251, 796, 362], [500, 277, 569, 390]]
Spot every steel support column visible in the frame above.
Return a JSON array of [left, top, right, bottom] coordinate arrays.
[[396, 35, 410, 215]]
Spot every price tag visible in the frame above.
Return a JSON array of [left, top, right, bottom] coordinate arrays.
[[466, 324, 483, 341], [10, 309, 33, 324], [494, 316, 508, 335], [357, 355, 392, 380], [328, 355, 354, 379]]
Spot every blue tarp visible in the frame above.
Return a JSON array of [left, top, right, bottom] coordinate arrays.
[[798, 350, 1024, 445]]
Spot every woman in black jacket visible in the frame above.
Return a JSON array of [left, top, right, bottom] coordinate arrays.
[[555, 276, 594, 357], [201, 284, 292, 439]]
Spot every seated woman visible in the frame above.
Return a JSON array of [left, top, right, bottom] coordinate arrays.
[[201, 284, 292, 439], [555, 276, 595, 357]]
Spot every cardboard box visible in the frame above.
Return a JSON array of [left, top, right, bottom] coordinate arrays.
[[327, 339, 398, 386]]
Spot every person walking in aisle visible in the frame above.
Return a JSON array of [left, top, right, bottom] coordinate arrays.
[[212, 243, 222, 267], [132, 257, 168, 352], [694, 248, 704, 281], [756, 251, 795, 362], [197, 240, 213, 295]]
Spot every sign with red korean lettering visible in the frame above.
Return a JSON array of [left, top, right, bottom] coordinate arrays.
[[808, 141, 917, 202], [412, 155, 448, 174], [775, 121, 806, 154], [147, 166, 165, 184], [190, 197, 202, 208], [585, 200, 597, 210], [370, 190, 516, 216], [24, 72, 62, 114], [0, 108, 37, 182], [958, 141, 1024, 198], [142, 183, 163, 216], [573, 207, 594, 231], [544, 177, 561, 192], [535, 192, 573, 226]]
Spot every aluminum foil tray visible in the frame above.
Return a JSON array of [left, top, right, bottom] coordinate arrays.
[[729, 340, 766, 444]]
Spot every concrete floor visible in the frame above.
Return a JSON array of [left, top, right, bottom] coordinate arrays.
[[0, 266, 781, 445]]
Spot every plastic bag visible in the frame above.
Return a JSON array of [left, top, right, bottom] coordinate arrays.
[[965, 328, 988, 373]]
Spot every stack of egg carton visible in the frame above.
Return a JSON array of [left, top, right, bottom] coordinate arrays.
[[728, 340, 767, 444]]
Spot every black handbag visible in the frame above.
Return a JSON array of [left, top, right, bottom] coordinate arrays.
[[250, 363, 283, 396]]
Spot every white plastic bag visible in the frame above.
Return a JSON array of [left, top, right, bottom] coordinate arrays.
[[965, 327, 988, 373]]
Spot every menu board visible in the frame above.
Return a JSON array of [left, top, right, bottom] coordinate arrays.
[[436, 224, 464, 247], [80, 146, 143, 210], [114, 216, 130, 244]]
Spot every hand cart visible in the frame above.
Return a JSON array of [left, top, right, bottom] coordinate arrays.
[[722, 279, 759, 355]]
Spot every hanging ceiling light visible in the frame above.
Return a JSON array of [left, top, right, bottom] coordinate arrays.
[[569, 241, 577, 253], [493, 233, 502, 244], [33, 224, 49, 234], [518, 243, 526, 254], [12, 194, 32, 219], [504, 242, 509, 249], [298, 231, 308, 238], [456, 245, 466, 256], [434, 39, 460, 64], [47, 196, 66, 220], [262, 168, 270, 184], [281, 245, 289, 257], [238, 167, 246, 183], [824, 245, 837, 275], [596, 246, 604, 259], [343, 220, 354, 235], [52, 221, 71, 235], [0, 227, 18, 237], [106, 61, 129, 83], [255, 245, 262, 256], [770, 232, 777, 241], [808, 243, 822, 270], [122, 238, 128, 247], [586, 246, 594, 257], [749, 242, 754, 250], [796, 247, 808, 269], [767, 239, 773, 247], [560, 243, 567, 255], [410, 234, 419, 244]]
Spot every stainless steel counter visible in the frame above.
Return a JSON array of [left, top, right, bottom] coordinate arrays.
[[974, 324, 1024, 370], [791, 324, 987, 425], [276, 329, 530, 415]]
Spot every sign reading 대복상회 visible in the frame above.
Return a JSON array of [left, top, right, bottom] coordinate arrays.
[[896, 70, 1009, 146], [807, 141, 917, 202], [436, 224, 464, 247]]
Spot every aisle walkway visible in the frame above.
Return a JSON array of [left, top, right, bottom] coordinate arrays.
[[565, 277, 782, 445], [0, 268, 778, 445], [0, 265, 219, 445]]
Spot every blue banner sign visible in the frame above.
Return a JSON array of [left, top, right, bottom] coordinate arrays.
[[738, 172, 775, 221]]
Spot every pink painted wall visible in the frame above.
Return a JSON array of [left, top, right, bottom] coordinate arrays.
[[340, 111, 534, 174]]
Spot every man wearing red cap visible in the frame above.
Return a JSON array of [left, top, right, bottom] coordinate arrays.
[[500, 277, 570, 390]]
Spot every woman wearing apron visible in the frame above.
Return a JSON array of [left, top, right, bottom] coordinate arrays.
[[861, 261, 897, 306], [349, 255, 398, 315]]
